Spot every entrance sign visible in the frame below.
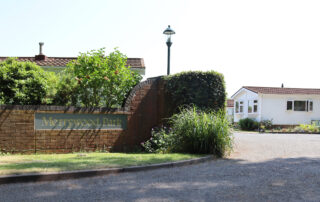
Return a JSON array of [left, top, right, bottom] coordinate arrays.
[[35, 113, 127, 130]]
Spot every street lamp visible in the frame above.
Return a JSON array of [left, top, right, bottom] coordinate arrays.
[[163, 25, 175, 75]]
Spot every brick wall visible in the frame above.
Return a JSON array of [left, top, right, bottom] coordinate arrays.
[[0, 77, 167, 153]]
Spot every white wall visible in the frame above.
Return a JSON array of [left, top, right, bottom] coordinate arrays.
[[260, 94, 320, 125], [232, 89, 259, 122]]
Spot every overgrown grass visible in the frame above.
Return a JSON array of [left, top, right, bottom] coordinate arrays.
[[170, 107, 233, 156], [0, 152, 203, 176]]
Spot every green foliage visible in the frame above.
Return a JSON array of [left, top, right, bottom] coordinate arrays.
[[141, 126, 177, 153], [53, 69, 79, 106], [293, 124, 319, 133], [57, 48, 142, 107], [170, 107, 232, 156], [0, 58, 57, 105], [260, 119, 273, 129], [164, 71, 226, 114], [239, 118, 259, 131], [142, 107, 233, 157]]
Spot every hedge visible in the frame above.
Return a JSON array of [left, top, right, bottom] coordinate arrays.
[[164, 71, 226, 114]]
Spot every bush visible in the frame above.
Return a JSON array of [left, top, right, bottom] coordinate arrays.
[[142, 107, 233, 157], [0, 58, 57, 105], [293, 124, 319, 133], [164, 71, 226, 114], [141, 126, 177, 153], [238, 118, 259, 131], [52, 70, 79, 106], [62, 48, 142, 107], [260, 119, 273, 129]]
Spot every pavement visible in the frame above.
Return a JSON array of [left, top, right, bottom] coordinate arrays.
[[1, 132, 320, 201]]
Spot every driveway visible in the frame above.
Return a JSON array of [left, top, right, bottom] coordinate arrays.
[[1, 132, 320, 201]]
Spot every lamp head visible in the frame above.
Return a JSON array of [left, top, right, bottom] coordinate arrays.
[[163, 25, 175, 41]]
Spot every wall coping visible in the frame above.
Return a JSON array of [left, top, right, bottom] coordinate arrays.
[[0, 105, 129, 114]]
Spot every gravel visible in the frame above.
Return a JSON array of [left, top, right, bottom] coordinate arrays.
[[1, 132, 320, 202]]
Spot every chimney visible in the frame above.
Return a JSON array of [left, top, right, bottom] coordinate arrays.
[[35, 42, 47, 61], [281, 83, 284, 88]]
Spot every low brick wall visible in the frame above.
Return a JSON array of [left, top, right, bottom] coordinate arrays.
[[0, 77, 167, 153]]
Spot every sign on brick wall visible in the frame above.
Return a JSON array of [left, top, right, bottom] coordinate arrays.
[[35, 113, 127, 130]]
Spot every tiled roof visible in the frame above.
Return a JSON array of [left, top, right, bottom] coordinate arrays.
[[0, 56, 145, 69], [227, 99, 234, 107], [243, 86, 320, 95]]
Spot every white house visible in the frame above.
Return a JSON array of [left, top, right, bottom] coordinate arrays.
[[231, 86, 320, 126]]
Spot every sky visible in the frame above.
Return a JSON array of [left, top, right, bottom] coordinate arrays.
[[1, 0, 320, 97]]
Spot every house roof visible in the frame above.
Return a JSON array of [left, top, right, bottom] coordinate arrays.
[[0, 57, 145, 69], [243, 86, 320, 95], [227, 99, 234, 107]]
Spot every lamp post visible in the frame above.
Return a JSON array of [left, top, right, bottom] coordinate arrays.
[[163, 25, 176, 75]]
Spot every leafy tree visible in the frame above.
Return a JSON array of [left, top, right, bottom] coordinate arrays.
[[63, 48, 142, 107], [0, 58, 57, 105]]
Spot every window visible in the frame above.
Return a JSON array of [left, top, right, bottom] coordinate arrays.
[[235, 101, 239, 113], [309, 101, 313, 111], [235, 101, 244, 114], [248, 101, 252, 113], [248, 100, 258, 113], [253, 100, 258, 113], [294, 101, 306, 111], [287, 100, 313, 112], [287, 101, 293, 110]]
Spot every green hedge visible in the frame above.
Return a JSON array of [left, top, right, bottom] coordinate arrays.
[[0, 58, 57, 105], [164, 71, 226, 114]]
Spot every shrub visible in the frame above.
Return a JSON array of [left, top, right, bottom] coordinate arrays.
[[52, 69, 79, 106], [141, 126, 177, 153], [238, 118, 259, 131], [143, 107, 233, 157], [0, 58, 57, 105], [293, 124, 319, 133], [164, 71, 226, 114], [63, 48, 142, 107], [260, 119, 273, 129]]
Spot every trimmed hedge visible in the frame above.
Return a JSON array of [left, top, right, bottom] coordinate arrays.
[[164, 71, 226, 114]]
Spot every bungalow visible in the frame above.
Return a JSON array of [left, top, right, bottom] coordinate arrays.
[[0, 43, 146, 75], [231, 86, 320, 126]]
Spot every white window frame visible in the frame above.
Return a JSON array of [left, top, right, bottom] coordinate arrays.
[[248, 100, 258, 114], [287, 100, 313, 112], [235, 100, 244, 114]]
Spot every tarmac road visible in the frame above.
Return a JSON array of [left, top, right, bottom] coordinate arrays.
[[1, 132, 320, 202]]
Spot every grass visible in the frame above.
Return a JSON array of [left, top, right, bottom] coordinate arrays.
[[0, 152, 204, 176]]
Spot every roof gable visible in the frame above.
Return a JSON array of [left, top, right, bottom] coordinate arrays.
[[231, 87, 258, 99]]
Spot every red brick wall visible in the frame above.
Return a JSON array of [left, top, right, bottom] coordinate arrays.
[[0, 77, 167, 153]]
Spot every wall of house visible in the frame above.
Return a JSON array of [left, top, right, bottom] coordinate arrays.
[[0, 77, 167, 154], [260, 94, 320, 125], [233, 89, 260, 122]]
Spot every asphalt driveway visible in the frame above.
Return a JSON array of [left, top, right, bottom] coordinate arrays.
[[1, 132, 320, 201]]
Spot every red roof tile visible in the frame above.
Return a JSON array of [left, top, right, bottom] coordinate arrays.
[[0, 56, 145, 69], [243, 86, 320, 95]]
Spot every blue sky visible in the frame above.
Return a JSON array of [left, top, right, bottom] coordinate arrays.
[[1, 0, 320, 96]]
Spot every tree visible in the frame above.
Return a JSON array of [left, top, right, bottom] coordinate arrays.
[[0, 58, 57, 105], [63, 48, 142, 107]]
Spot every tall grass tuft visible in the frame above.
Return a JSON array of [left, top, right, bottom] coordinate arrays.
[[169, 107, 233, 157]]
